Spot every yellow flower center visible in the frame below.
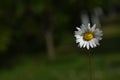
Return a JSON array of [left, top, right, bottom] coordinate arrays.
[[83, 32, 94, 41]]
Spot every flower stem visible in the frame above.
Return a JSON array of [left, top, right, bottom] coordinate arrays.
[[88, 50, 92, 80]]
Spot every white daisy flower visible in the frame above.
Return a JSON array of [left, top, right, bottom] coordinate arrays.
[[74, 23, 103, 50]]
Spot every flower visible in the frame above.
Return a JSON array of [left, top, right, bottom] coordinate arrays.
[[74, 23, 103, 50]]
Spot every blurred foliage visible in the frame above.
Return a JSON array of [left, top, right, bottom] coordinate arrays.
[[0, 0, 120, 54], [0, 29, 11, 52], [0, 53, 120, 80]]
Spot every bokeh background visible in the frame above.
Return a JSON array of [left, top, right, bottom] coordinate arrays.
[[0, 0, 120, 80]]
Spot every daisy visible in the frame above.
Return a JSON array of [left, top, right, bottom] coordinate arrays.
[[74, 23, 103, 50]]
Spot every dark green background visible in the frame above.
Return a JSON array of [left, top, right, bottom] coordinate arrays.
[[0, 0, 120, 80]]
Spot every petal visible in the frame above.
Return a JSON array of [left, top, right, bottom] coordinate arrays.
[[75, 31, 82, 35], [75, 35, 81, 39], [96, 37, 102, 40], [95, 32, 103, 37], [81, 24, 87, 32], [95, 29, 103, 35], [88, 23, 90, 29], [94, 39, 100, 45], [76, 38, 81, 43], [91, 24, 96, 32], [92, 40, 97, 47], [89, 41, 93, 48], [81, 24, 85, 27], [83, 41, 87, 48], [86, 42, 90, 50], [76, 27, 81, 31], [80, 40, 84, 48]]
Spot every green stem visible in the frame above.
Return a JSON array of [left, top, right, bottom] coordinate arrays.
[[88, 50, 92, 80]]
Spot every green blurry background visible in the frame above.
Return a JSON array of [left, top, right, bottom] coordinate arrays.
[[0, 0, 120, 80]]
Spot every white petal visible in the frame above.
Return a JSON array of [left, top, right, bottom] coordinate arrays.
[[96, 37, 102, 40], [95, 32, 103, 36], [92, 40, 97, 47], [88, 23, 90, 29], [83, 41, 87, 48], [96, 28, 102, 33], [76, 38, 81, 43], [75, 35, 81, 39], [80, 41, 84, 48], [76, 39, 81, 43], [81, 24, 87, 32], [91, 24, 96, 32], [76, 27, 81, 31], [86, 42, 90, 50], [94, 39, 100, 45], [75, 31, 83, 35], [81, 24, 85, 27], [89, 41, 93, 48], [94, 29, 103, 36]]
